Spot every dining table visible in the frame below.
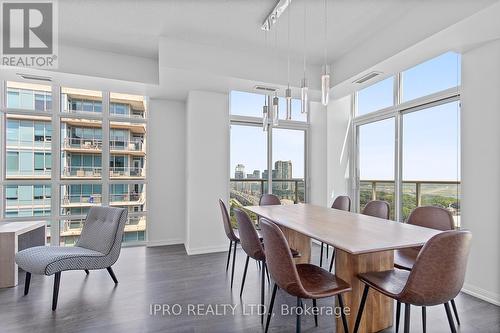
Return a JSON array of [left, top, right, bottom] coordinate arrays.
[[244, 203, 442, 333]]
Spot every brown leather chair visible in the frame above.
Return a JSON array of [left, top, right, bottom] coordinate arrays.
[[260, 218, 351, 333], [259, 193, 281, 206], [362, 200, 390, 219], [234, 208, 268, 324], [219, 199, 262, 289], [394, 206, 460, 332], [353, 230, 472, 333], [320, 196, 351, 271]]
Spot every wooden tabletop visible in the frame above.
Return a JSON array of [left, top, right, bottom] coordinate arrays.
[[245, 204, 442, 254], [0, 221, 46, 235]]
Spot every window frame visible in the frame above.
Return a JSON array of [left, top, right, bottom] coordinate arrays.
[[351, 68, 461, 222], [0, 81, 149, 247]]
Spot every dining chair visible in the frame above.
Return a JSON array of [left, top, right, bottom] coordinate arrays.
[[15, 206, 128, 310], [219, 199, 260, 289], [353, 230, 472, 333], [319, 196, 351, 271], [234, 208, 269, 324], [260, 218, 351, 333], [394, 206, 460, 332], [259, 193, 281, 206], [362, 200, 390, 219]]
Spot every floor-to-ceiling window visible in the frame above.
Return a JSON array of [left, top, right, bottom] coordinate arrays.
[[1, 81, 148, 245], [229, 91, 308, 225], [353, 52, 461, 225]]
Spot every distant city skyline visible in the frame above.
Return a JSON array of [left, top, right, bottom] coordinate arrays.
[[232, 160, 298, 179]]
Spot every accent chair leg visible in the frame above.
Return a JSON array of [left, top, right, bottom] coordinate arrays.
[[240, 255, 249, 297], [444, 302, 457, 333], [353, 285, 369, 333], [226, 241, 232, 272], [52, 272, 61, 311], [230, 241, 237, 289], [265, 283, 278, 333], [24, 272, 31, 295], [450, 299, 460, 325], [404, 303, 411, 333], [338, 294, 349, 333], [84, 269, 89, 275], [106, 267, 118, 284]]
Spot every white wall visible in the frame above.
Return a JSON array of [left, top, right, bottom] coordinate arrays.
[[460, 39, 500, 305], [308, 102, 328, 207], [147, 99, 186, 246], [185, 91, 229, 255], [326, 95, 352, 208]]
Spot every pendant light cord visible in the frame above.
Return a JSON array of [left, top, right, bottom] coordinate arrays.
[[324, 0, 328, 69], [287, 1, 291, 87], [303, 0, 306, 77]]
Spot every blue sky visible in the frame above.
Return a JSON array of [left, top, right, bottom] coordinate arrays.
[[231, 51, 461, 181]]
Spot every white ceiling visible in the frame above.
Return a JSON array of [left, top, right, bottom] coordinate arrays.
[[59, 0, 496, 65]]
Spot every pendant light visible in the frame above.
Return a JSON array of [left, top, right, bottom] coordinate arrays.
[[321, 0, 330, 106], [300, 0, 308, 114], [262, 94, 268, 131], [285, 2, 292, 120]]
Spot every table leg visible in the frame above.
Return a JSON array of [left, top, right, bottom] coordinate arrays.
[[278, 225, 311, 264], [335, 249, 394, 333]]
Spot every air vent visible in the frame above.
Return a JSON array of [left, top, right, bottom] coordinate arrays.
[[352, 71, 382, 84], [254, 85, 278, 93], [16, 73, 52, 82]]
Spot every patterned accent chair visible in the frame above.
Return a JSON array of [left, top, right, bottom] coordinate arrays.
[[15, 206, 128, 310]]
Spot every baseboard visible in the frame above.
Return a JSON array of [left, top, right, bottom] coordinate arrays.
[[462, 283, 500, 306], [184, 243, 229, 255], [147, 239, 184, 247]]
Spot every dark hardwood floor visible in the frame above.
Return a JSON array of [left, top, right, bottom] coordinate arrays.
[[0, 244, 498, 333]]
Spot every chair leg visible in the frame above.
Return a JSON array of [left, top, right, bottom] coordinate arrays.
[[353, 285, 369, 333], [296, 297, 301, 333], [230, 241, 237, 289], [326, 245, 329, 259], [404, 304, 411, 333], [264, 262, 270, 284], [329, 249, 335, 272], [450, 299, 460, 325], [444, 302, 457, 333], [338, 294, 349, 333], [84, 269, 89, 275], [24, 272, 31, 296], [52, 272, 61, 311], [320, 242, 324, 267], [226, 241, 232, 272], [265, 283, 278, 333], [396, 301, 401, 333], [312, 299, 318, 327], [106, 267, 118, 284], [239, 255, 249, 297], [261, 260, 265, 325], [422, 306, 426, 333]]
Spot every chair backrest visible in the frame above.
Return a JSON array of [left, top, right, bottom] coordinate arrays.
[[407, 206, 454, 230], [332, 195, 351, 211], [401, 230, 471, 306], [218, 199, 239, 242], [76, 206, 128, 256], [259, 194, 281, 206], [260, 218, 308, 298], [362, 200, 390, 219], [234, 209, 265, 261]]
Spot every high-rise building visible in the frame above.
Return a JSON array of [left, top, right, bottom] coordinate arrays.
[[234, 164, 245, 179], [4, 82, 147, 245]]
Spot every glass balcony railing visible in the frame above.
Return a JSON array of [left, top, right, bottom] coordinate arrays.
[[230, 178, 305, 206], [61, 194, 102, 205], [360, 180, 461, 224], [110, 139, 144, 152], [109, 166, 145, 177], [62, 166, 102, 178], [63, 137, 102, 150]]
